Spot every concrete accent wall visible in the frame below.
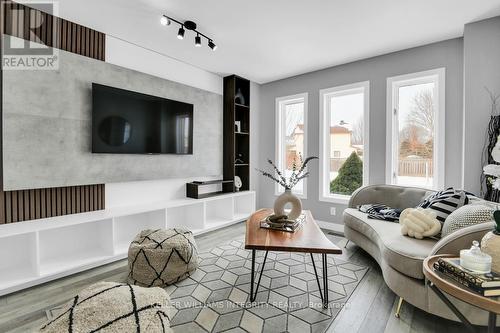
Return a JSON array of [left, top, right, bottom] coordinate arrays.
[[3, 43, 223, 191], [463, 17, 500, 195], [258, 39, 464, 224]]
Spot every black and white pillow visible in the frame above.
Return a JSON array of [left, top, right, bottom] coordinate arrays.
[[418, 187, 473, 223]]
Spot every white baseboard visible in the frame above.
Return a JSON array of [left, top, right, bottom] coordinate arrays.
[[316, 220, 344, 235]]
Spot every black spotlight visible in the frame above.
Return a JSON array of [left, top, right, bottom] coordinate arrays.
[[195, 34, 202, 47], [177, 26, 185, 40], [160, 16, 171, 26], [208, 40, 217, 50]]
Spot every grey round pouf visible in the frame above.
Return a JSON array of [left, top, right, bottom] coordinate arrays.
[[40, 281, 173, 333], [128, 228, 199, 287]]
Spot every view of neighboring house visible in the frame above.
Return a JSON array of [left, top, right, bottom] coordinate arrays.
[[287, 121, 363, 173], [330, 122, 362, 160], [286, 124, 305, 168]]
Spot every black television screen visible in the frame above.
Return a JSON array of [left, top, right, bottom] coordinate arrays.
[[92, 83, 193, 154]]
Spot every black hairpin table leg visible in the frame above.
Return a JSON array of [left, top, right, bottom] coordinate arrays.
[[310, 253, 329, 308], [322, 253, 329, 308], [250, 249, 268, 302]]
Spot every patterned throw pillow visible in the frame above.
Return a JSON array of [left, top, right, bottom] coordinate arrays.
[[418, 187, 475, 224], [441, 204, 494, 238]]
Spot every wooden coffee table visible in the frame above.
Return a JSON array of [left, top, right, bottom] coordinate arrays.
[[423, 255, 500, 333], [245, 209, 342, 308]]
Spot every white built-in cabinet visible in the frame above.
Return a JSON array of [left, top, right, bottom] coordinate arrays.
[[0, 191, 255, 296]]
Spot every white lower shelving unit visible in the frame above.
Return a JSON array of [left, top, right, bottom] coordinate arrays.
[[0, 190, 255, 296], [113, 210, 167, 255]]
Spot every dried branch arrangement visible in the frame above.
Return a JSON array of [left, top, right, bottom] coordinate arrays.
[[256, 154, 318, 190]]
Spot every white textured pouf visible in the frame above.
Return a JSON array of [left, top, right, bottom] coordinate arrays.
[[128, 228, 199, 287], [39, 282, 173, 333]]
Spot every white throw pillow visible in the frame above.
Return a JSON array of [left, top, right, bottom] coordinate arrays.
[[400, 207, 441, 239]]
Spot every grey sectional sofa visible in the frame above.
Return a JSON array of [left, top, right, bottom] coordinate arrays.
[[343, 184, 498, 326]]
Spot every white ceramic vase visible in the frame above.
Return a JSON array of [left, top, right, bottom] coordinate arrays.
[[481, 231, 500, 272], [274, 189, 302, 220]]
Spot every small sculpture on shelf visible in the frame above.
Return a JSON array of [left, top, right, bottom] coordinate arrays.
[[235, 88, 246, 105], [257, 154, 317, 220], [235, 121, 241, 133], [235, 153, 245, 164], [234, 176, 242, 192]]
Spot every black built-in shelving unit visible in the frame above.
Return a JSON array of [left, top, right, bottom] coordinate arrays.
[[223, 75, 250, 192]]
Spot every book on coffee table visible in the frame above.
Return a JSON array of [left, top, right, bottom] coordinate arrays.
[[434, 257, 500, 296], [260, 213, 305, 233]]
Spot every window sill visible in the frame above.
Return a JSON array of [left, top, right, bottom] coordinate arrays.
[[319, 194, 350, 205]]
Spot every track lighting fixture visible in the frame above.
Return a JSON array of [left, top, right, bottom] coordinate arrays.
[[208, 40, 217, 50], [160, 14, 217, 50], [177, 25, 185, 40], [160, 16, 171, 26]]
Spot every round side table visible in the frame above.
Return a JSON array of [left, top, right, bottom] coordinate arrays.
[[423, 255, 500, 333]]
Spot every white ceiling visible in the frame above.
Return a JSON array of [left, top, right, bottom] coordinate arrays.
[[58, 0, 500, 84]]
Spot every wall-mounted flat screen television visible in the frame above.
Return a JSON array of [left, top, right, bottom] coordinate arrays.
[[92, 83, 193, 154]]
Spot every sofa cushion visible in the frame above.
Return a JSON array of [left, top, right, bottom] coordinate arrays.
[[441, 204, 494, 238], [344, 208, 437, 279], [417, 188, 472, 224]]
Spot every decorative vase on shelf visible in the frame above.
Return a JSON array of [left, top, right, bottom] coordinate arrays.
[[274, 189, 302, 220], [235, 88, 246, 105], [480, 210, 500, 272]]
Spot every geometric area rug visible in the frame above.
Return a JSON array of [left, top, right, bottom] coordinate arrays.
[[47, 237, 368, 333]]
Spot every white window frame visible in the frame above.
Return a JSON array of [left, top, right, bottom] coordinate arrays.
[[275, 93, 308, 199], [319, 81, 370, 204], [386, 68, 445, 190]]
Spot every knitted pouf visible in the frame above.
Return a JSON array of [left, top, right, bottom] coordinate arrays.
[[39, 282, 173, 333], [128, 228, 199, 287]]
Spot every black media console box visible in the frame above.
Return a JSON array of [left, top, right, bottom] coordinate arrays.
[[186, 180, 234, 199]]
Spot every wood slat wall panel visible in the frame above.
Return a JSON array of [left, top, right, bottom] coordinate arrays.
[[1, 1, 105, 61], [3, 184, 105, 223], [0, 2, 106, 224]]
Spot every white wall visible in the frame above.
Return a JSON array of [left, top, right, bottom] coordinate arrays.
[[258, 39, 464, 224], [463, 17, 500, 195], [250, 81, 261, 203], [106, 35, 222, 95]]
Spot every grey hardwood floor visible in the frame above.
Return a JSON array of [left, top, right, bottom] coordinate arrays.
[[0, 222, 477, 332]]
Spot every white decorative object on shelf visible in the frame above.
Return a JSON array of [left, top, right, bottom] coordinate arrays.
[[274, 189, 302, 220], [234, 176, 242, 192], [460, 240, 492, 274], [235, 121, 241, 133], [0, 191, 256, 296]]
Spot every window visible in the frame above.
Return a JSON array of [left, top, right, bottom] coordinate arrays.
[[386, 68, 445, 189], [319, 81, 369, 203], [275, 93, 308, 198]]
